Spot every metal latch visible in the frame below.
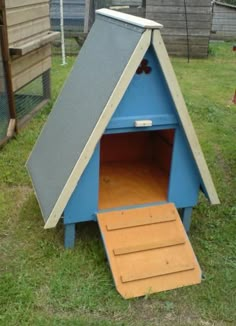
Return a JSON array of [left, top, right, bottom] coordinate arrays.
[[134, 120, 153, 128]]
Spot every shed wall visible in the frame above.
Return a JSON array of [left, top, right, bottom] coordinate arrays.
[[146, 0, 212, 58], [50, 0, 85, 32], [112, 0, 142, 5], [111, 0, 145, 18], [5, 0, 51, 47], [5, 0, 53, 91], [112, 6, 145, 18], [211, 2, 236, 40]]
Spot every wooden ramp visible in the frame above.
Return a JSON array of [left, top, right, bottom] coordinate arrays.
[[97, 203, 201, 299]]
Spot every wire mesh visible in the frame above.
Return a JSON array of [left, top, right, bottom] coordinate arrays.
[[0, 29, 10, 142], [14, 71, 50, 121]]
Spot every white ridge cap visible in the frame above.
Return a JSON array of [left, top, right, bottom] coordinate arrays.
[[96, 8, 163, 29]]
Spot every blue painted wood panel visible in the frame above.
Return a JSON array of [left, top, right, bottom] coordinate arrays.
[[64, 145, 100, 224], [168, 128, 201, 207], [64, 46, 201, 224], [107, 46, 178, 129]]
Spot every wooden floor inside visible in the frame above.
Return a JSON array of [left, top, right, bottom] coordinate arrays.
[[99, 160, 169, 210]]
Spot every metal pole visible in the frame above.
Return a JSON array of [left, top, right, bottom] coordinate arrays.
[[183, 0, 190, 63], [60, 0, 66, 65]]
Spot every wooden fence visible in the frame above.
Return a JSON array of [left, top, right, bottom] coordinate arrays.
[[211, 1, 236, 40], [146, 0, 212, 58]]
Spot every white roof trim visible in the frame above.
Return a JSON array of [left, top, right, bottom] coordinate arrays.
[[152, 30, 220, 205], [96, 8, 163, 29]]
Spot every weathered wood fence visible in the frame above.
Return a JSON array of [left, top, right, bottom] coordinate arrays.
[[146, 0, 212, 58], [211, 1, 236, 40], [110, 0, 145, 17], [50, 0, 236, 57]]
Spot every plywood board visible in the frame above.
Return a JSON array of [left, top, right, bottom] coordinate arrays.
[[99, 161, 168, 209], [97, 203, 201, 298]]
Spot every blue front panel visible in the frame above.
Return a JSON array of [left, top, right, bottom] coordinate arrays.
[[64, 46, 202, 224], [168, 128, 201, 207], [107, 46, 178, 129], [64, 145, 100, 224]]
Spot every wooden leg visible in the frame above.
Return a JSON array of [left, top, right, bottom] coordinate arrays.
[[181, 207, 193, 233], [64, 223, 76, 249]]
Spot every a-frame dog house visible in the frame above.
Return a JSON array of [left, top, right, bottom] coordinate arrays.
[[27, 9, 219, 299]]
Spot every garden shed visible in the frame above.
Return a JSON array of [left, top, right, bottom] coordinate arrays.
[[110, 0, 145, 17], [146, 0, 213, 58], [50, 0, 85, 33], [0, 0, 59, 144], [211, 1, 236, 40], [53, 0, 213, 58], [27, 10, 219, 298]]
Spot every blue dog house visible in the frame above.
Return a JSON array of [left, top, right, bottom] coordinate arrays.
[[27, 9, 219, 298]]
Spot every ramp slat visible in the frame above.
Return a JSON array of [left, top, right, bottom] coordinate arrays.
[[106, 214, 175, 231], [97, 203, 201, 299], [113, 237, 185, 255], [121, 263, 195, 283]]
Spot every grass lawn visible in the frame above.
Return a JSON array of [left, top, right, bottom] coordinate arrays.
[[0, 43, 236, 325]]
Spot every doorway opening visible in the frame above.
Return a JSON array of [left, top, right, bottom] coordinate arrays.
[[99, 129, 175, 210]]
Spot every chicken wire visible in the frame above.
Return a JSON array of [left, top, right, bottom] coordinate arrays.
[[14, 71, 50, 121], [0, 30, 10, 142]]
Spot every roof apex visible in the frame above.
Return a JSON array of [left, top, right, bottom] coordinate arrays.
[[96, 8, 163, 29]]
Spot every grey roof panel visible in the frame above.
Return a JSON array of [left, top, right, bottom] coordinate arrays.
[[27, 16, 144, 222]]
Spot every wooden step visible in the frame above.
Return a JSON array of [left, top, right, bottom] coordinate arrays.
[[121, 263, 195, 283], [97, 203, 201, 299], [113, 237, 185, 256], [106, 213, 175, 231]]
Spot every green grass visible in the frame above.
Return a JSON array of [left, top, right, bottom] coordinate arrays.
[[0, 44, 236, 325]]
